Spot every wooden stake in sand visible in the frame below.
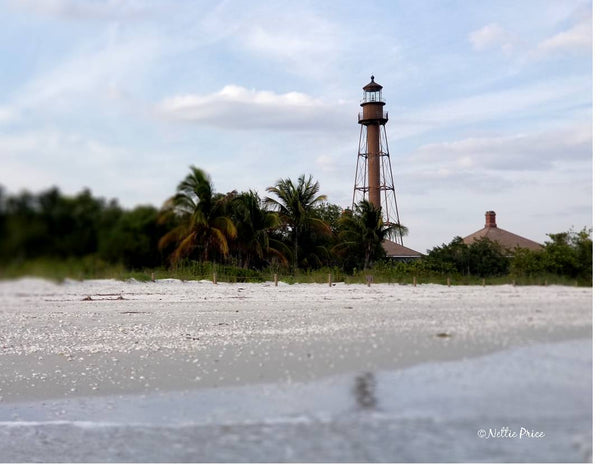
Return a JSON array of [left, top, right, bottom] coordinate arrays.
[[366, 275, 373, 287], [328, 273, 332, 287], [413, 276, 417, 287], [151, 272, 155, 282], [447, 277, 451, 287], [212, 273, 217, 285], [482, 278, 486, 287], [274, 274, 278, 286]]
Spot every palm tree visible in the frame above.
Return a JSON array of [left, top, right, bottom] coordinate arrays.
[[334, 200, 395, 270], [265, 174, 330, 270], [158, 166, 236, 264], [229, 191, 288, 268]]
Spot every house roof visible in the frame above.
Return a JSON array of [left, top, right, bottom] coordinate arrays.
[[382, 239, 423, 258], [462, 211, 543, 251]]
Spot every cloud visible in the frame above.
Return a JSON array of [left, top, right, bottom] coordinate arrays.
[[411, 123, 591, 171], [7, 0, 148, 20], [10, 31, 164, 117], [157, 85, 351, 131], [242, 15, 341, 72], [197, 5, 344, 80], [0, 128, 179, 206], [537, 16, 592, 55], [0, 129, 118, 198], [385, 75, 590, 142], [315, 154, 340, 173], [0, 106, 18, 124], [0, 129, 126, 166], [469, 23, 516, 55], [470, 6, 591, 61], [403, 168, 516, 195]]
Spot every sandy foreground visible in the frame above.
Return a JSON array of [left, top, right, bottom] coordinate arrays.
[[0, 278, 593, 462]]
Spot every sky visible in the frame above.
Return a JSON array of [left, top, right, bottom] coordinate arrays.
[[0, 0, 593, 253]]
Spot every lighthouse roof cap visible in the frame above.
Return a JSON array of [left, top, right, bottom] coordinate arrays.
[[363, 75, 383, 91]]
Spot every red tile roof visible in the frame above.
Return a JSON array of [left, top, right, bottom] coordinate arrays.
[[462, 211, 542, 251], [382, 239, 423, 258]]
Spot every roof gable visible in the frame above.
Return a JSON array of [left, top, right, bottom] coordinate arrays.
[[382, 239, 423, 257], [462, 227, 542, 251]]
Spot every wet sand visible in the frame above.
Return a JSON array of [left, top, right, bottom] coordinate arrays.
[[0, 278, 592, 403], [0, 339, 592, 462]]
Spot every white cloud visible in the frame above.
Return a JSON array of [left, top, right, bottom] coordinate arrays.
[[392, 122, 592, 247], [386, 75, 590, 141], [0, 128, 179, 206], [315, 154, 339, 173], [199, 5, 344, 80], [157, 85, 351, 131], [537, 16, 592, 55], [15, 34, 162, 110], [242, 15, 340, 63], [470, 7, 592, 61], [0, 129, 126, 166], [412, 123, 591, 171], [469, 23, 516, 55], [7, 0, 148, 20], [403, 168, 515, 195], [0, 106, 18, 124]]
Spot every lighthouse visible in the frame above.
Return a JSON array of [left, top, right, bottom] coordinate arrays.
[[353, 76, 403, 244]]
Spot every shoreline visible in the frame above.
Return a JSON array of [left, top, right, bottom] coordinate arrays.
[[0, 337, 592, 462], [0, 278, 592, 404]]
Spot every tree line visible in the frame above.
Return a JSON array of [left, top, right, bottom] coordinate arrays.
[[0, 167, 397, 274], [423, 232, 592, 283], [0, 166, 592, 284]]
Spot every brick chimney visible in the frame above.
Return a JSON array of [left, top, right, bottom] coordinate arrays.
[[485, 210, 497, 228]]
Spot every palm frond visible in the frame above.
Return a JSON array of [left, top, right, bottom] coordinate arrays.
[[172, 231, 198, 263]]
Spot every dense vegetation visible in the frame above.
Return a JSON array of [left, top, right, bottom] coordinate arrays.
[[0, 167, 592, 285]]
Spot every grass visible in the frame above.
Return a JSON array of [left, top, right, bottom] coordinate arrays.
[[0, 257, 589, 287], [0, 256, 128, 282]]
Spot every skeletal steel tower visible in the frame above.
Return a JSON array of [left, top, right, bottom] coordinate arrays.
[[353, 76, 403, 244]]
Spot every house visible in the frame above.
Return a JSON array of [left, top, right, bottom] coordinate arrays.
[[462, 211, 543, 252]]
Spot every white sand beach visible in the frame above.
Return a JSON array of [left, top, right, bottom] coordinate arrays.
[[0, 278, 592, 462]]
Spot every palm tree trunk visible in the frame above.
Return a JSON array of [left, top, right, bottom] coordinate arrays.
[[364, 242, 371, 271], [293, 230, 298, 272]]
